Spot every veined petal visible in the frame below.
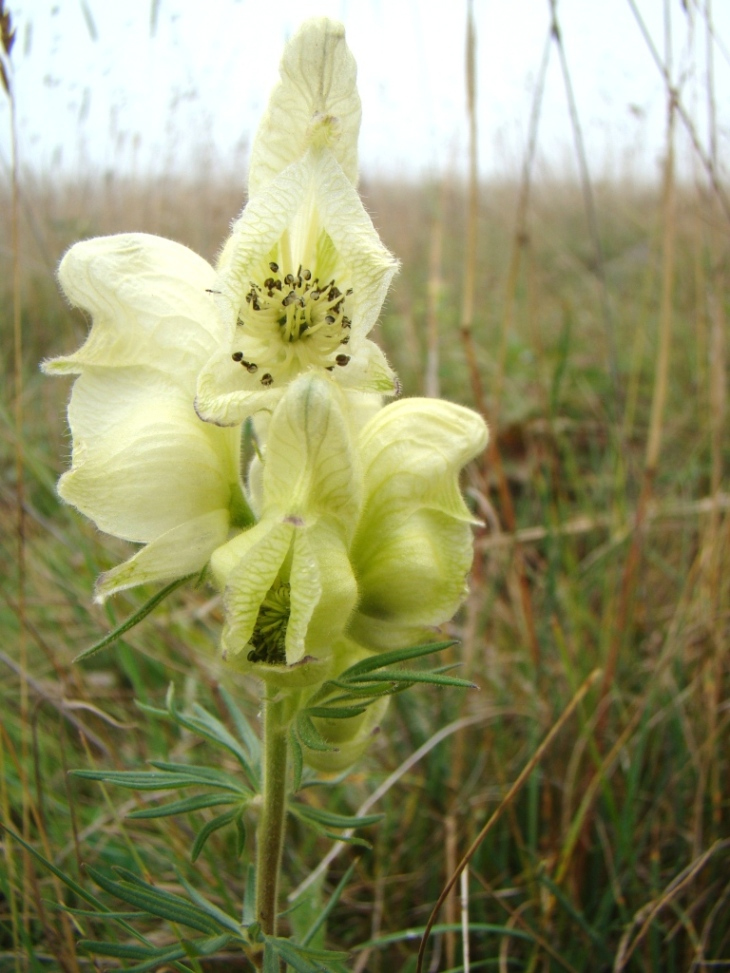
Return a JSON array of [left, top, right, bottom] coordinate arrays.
[[333, 339, 399, 396], [216, 157, 312, 312], [44, 234, 224, 383], [59, 366, 239, 544], [288, 521, 357, 664], [213, 519, 294, 659], [348, 510, 473, 650], [248, 18, 360, 198], [196, 150, 399, 427], [312, 150, 399, 343], [95, 509, 230, 601], [261, 374, 362, 537], [356, 398, 488, 536]]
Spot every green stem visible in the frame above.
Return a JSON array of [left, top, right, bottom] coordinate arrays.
[[255, 694, 289, 939]]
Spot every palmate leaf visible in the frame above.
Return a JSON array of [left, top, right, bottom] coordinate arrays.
[[137, 684, 260, 787], [297, 640, 472, 740]]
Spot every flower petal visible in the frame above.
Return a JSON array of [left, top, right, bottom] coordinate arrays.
[[44, 234, 224, 383], [213, 519, 295, 659], [261, 374, 362, 536], [348, 510, 473, 650], [287, 522, 358, 665], [248, 18, 360, 198], [312, 150, 399, 342], [58, 366, 239, 543], [95, 509, 230, 601], [356, 398, 488, 535]]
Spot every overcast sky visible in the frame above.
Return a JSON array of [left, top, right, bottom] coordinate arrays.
[[2, 0, 729, 183]]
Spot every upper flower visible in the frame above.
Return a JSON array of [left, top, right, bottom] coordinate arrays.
[[42, 233, 249, 600], [194, 18, 399, 428]]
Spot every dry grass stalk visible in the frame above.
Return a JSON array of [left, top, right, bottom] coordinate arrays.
[[416, 670, 602, 973]]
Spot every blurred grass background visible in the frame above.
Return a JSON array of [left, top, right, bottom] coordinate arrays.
[[1, 1, 729, 970]]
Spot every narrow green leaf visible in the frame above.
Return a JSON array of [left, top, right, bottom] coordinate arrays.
[[296, 714, 339, 753], [148, 760, 250, 793], [73, 575, 194, 662], [300, 860, 357, 947], [61, 907, 149, 919], [265, 936, 349, 972], [348, 670, 476, 689], [77, 941, 173, 960], [323, 831, 372, 849], [293, 804, 382, 830], [339, 640, 457, 678], [304, 705, 368, 720], [129, 793, 238, 819], [264, 941, 281, 973], [72, 768, 241, 792], [119, 934, 232, 973], [85, 866, 220, 935], [235, 810, 247, 858], [218, 684, 261, 762], [191, 808, 241, 863], [175, 871, 245, 937], [0, 824, 143, 941]]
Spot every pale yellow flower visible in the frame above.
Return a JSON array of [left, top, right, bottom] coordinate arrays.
[[43, 234, 246, 600], [212, 375, 488, 690], [194, 18, 399, 428]]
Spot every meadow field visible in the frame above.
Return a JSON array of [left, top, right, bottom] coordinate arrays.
[[2, 9, 730, 973]]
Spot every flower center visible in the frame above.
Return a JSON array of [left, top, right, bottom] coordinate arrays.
[[231, 262, 353, 387], [247, 581, 291, 665]]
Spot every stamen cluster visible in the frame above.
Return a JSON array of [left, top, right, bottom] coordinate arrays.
[[231, 261, 353, 387], [247, 581, 291, 665]]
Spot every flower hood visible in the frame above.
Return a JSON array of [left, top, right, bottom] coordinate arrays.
[[194, 18, 399, 428]]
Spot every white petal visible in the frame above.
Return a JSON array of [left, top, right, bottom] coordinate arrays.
[[248, 18, 360, 197], [43, 234, 224, 383], [357, 398, 488, 531], [352, 510, 473, 629], [288, 521, 357, 664], [216, 158, 311, 305], [334, 339, 399, 395], [313, 150, 399, 341], [261, 374, 362, 535], [213, 520, 294, 658], [95, 509, 230, 601], [60, 366, 238, 543]]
